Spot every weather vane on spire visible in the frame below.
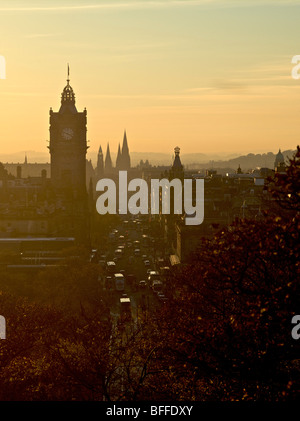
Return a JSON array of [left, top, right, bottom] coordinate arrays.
[[67, 63, 70, 84]]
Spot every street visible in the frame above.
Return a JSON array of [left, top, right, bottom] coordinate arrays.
[[93, 216, 171, 327]]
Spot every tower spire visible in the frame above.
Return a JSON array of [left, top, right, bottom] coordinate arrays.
[[170, 146, 183, 179], [67, 63, 70, 85], [116, 143, 122, 169], [105, 142, 113, 173], [96, 146, 104, 178], [121, 130, 130, 170], [60, 65, 76, 112]]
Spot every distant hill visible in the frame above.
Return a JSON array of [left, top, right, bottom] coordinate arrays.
[[187, 149, 296, 172], [0, 151, 50, 164], [0, 149, 296, 172], [86, 151, 241, 167]]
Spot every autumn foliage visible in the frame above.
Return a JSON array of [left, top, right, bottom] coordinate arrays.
[[0, 147, 299, 401]]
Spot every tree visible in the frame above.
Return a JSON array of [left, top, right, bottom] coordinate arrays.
[[0, 290, 112, 400], [267, 145, 300, 212], [129, 147, 300, 401]]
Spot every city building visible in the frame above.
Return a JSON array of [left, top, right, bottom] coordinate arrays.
[[48, 69, 88, 196]]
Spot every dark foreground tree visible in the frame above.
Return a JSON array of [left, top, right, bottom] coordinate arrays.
[[0, 291, 111, 400], [267, 145, 300, 212], [151, 215, 299, 400], [138, 147, 300, 401], [0, 148, 299, 401]]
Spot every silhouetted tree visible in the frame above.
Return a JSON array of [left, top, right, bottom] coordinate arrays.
[[267, 145, 300, 212], [131, 147, 300, 401]]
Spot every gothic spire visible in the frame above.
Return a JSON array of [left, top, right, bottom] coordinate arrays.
[[122, 130, 129, 154], [67, 63, 70, 85], [121, 130, 130, 169], [116, 143, 122, 169], [104, 143, 113, 173], [96, 145, 104, 178]]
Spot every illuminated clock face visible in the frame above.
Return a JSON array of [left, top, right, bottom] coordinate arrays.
[[61, 127, 74, 140]]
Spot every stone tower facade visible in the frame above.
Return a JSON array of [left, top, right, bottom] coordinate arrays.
[[48, 68, 88, 197]]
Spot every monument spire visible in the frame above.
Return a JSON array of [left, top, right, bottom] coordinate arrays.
[[67, 63, 70, 85]]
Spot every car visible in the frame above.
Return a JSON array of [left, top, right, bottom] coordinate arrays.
[[151, 280, 163, 293], [144, 260, 150, 267], [134, 248, 140, 256], [148, 271, 161, 282], [114, 249, 123, 259], [149, 270, 159, 277], [139, 280, 147, 288], [106, 261, 116, 273], [117, 245, 125, 253]]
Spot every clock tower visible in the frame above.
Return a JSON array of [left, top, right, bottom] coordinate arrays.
[[49, 68, 88, 196]]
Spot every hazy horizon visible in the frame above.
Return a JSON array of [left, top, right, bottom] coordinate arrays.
[[0, 146, 295, 167]]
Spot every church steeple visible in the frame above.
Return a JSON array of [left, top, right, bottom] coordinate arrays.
[[274, 148, 284, 169], [105, 143, 113, 174], [122, 130, 128, 153], [120, 130, 130, 170], [96, 145, 104, 178], [116, 143, 122, 169]]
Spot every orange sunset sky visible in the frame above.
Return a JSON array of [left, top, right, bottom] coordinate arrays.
[[0, 0, 300, 161]]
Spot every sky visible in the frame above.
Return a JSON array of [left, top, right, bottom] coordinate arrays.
[[0, 0, 300, 162]]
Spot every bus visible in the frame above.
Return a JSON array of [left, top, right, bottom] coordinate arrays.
[[120, 297, 131, 322], [114, 273, 125, 291]]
